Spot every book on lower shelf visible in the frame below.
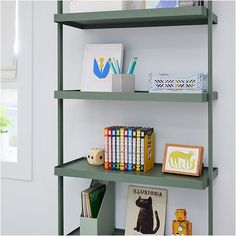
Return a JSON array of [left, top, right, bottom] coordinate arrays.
[[80, 182, 115, 235], [81, 183, 106, 218]]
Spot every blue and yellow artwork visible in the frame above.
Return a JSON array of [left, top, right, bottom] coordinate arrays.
[[81, 44, 123, 92], [93, 57, 110, 79]]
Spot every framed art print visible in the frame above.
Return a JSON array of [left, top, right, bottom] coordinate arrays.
[[125, 185, 167, 236], [81, 44, 124, 92], [162, 144, 204, 176]]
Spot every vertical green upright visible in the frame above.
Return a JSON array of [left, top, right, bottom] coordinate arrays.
[[208, 0, 213, 235], [58, 0, 64, 235]]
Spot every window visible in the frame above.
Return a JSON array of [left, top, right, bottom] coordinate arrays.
[[1, 1, 32, 180], [1, 0, 17, 163], [1, 90, 17, 163]]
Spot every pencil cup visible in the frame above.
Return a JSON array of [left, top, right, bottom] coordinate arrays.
[[112, 74, 135, 92]]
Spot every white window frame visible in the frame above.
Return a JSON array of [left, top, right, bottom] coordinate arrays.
[[1, 1, 33, 181]]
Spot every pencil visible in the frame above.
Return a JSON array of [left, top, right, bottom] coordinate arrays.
[[108, 58, 117, 74]]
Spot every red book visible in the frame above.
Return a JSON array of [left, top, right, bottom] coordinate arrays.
[[104, 127, 109, 169], [108, 127, 113, 169]]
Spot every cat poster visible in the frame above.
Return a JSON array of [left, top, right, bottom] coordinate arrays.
[[81, 44, 124, 92], [125, 186, 167, 235]]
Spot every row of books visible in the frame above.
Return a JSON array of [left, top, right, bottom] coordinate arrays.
[[81, 183, 106, 218], [104, 126, 155, 173]]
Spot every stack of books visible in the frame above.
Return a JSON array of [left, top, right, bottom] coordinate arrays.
[[81, 183, 106, 218], [104, 126, 154, 173]]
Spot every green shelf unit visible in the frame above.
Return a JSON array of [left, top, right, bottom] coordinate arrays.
[[68, 227, 124, 235], [54, 90, 218, 102], [55, 158, 218, 190], [55, 1, 218, 235], [54, 6, 217, 29]]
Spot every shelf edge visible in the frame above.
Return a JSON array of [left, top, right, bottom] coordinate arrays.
[[54, 90, 218, 102], [54, 158, 218, 190]]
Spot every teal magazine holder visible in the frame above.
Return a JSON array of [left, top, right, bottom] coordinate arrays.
[[80, 181, 115, 235]]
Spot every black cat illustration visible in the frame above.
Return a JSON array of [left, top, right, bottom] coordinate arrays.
[[134, 196, 160, 234]]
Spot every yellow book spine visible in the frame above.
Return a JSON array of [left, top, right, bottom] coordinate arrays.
[[136, 129, 141, 171], [86, 192, 92, 218], [143, 128, 154, 173]]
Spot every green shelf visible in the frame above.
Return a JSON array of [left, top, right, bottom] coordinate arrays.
[[54, 90, 218, 102], [55, 157, 218, 190], [68, 227, 124, 235], [54, 6, 217, 29]]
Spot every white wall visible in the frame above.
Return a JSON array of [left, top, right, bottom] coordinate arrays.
[[1, 1, 235, 235]]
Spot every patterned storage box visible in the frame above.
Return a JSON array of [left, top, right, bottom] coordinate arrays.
[[148, 73, 208, 93]]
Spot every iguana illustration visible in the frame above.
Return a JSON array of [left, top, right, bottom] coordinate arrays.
[[169, 151, 195, 170]]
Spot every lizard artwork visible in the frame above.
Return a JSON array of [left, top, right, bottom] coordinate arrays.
[[169, 151, 195, 170]]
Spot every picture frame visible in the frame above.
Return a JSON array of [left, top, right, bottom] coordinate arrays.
[[125, 185, 167, 235], [162, 144, 204, 176], [81, 44, 124, 92]]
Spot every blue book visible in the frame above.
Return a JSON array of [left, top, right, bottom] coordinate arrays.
[[127, 127, 134, 171], [116, 127, 121, 170]]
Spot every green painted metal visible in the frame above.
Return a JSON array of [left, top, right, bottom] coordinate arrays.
[[55, 158, 218, 190], [55, 2, 218, 234], [54, 6, 217, 29], [208, 1, 213, 235], [68, 227, 125, 235], [54, 90, 218, 102], [57, 1, 64, 235]]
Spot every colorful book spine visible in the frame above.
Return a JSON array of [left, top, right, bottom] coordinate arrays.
[[132, 128, 137, 171], [86, 192, 92, 217], [116, 127, 120, 170], [112, 127, 116, 170], [147, 128, 154, 170], [140, 128, 146, 172], [124, 127, 128, 171], [108, 127, 112, 169], [136, 128, 141, 171], [104, 127, 109, 170], [120, 127, 125, 171], [127, 127, 133, 171], [83, 192, 88, 217]]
